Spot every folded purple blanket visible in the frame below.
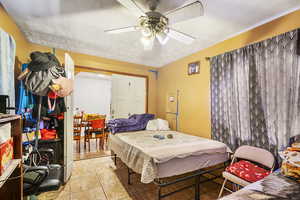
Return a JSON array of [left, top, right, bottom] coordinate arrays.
[[108, 114, 154, 133]]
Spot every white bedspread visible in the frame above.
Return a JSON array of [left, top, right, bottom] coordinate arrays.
[[119, 130, 228, 162], [109, 130, 230, 183]]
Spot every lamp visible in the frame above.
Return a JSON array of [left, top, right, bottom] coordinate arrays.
[[138, 13, 169, 49], [141, 27, 152, 37], [141, 36, 154, 50]]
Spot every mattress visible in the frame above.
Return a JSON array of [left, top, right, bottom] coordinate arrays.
[[109, 130, 230, 183]]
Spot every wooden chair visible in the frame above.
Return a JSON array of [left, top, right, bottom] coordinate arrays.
[[73, 114, 83, 153], [84, 115, 106, 151]]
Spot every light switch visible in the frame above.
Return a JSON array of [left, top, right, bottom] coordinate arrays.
[[169, 96, 175, 102]]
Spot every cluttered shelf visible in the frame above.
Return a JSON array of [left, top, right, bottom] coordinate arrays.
[[0, 159, 22, 189], [0, 114, 21, 123], [0, 114, 23, 199]]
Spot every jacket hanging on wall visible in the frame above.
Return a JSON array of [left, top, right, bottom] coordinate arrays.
[[17, 64, 35, 114], [32, 95, 66, 119]]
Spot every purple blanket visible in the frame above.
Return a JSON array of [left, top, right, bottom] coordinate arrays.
[[108, 114, 154, 133]]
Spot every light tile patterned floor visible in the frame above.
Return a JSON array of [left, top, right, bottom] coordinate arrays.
[[38, 156, 227, 200], [38, 157, 131, 200]]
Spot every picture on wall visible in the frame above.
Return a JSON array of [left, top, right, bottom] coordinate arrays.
[[188, 61, 200, 75]]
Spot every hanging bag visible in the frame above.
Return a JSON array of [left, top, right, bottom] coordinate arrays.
[[50, 77, 74, 97], [24, 52, 66, 96]]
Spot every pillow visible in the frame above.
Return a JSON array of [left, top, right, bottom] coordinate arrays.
[[157, 119, 170, 131], [226, 160, 270, 183], [146, 119, 158, 131]]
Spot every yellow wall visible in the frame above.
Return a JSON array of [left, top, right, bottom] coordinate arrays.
[[0, 5, 29, 62], [27, 43, 158, 114], [2, 3, 300, 132], [0, 5, 157, 115], [157, 9, 300, 138]]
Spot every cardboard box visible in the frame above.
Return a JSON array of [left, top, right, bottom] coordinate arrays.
[[0, 138, 14, 175], [0, 123, 11, 144]]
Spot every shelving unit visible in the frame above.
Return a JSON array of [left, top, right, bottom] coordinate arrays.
[[0, 115, 23, 200]]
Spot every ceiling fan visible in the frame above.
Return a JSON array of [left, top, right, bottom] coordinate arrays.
[[104, 0, 204, 50]]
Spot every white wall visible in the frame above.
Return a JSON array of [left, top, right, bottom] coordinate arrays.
[[74, 72, 111, 117]]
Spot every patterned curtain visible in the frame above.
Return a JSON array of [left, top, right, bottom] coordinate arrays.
[[211, 29, 300, 157], [0, 28, 16, 113]]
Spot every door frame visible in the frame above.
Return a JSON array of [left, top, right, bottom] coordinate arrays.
[[64, 53, 74, 182], [74, 65, 149, 113]]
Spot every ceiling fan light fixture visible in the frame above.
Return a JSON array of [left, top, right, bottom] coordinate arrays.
[[141, 27, 153, 37], [156, 31, 169, 45], [105, 0, 200, 49], [141, 36, 154, 50]]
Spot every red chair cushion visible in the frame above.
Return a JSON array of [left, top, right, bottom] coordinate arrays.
[[91, 119, 105, 129], [225, 160, 270, 183]]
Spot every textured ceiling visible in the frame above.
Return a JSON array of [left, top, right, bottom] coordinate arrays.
[[2, 0, 300, 67]]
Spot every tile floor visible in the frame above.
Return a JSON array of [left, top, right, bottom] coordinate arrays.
[[73, 138, 111, 161], [38, 156, 229, 200], [38, 157, 131, 200]]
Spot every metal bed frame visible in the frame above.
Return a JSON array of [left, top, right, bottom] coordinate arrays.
[[113, 153, 228, 200]]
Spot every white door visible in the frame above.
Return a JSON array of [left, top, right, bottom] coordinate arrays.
[[74, 72, 111, 116], [64, 53, 74, 182], [111, 74, 146, 119]]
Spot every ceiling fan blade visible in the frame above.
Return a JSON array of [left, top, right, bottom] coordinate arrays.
[[116, 0, 145, 17], [165, 1, 204, 24], [104, 26, 138, 34], [166, 28, 195, 44]]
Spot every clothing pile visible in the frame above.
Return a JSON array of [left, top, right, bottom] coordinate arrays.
[[280, 143, 300, 182], [18, 51, 73, 140], [19, 51, 73, 97], [108, 114, 154, 134]]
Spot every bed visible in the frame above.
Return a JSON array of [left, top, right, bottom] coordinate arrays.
[[108, 130, 231, 200]]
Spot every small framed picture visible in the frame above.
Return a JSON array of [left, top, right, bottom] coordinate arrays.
[[188, 61, 200, 75]]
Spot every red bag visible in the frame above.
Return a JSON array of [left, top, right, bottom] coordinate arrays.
[[40, 129, 57, 140], [0, 138, 13, 175]]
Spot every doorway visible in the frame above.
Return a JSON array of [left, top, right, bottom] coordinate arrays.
[[73, 72, 112, 160], [72, 71, 147, 161], [111, 74, 147, 119]]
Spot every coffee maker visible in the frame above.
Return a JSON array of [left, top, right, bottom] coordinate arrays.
[[0, 95, 15, 114]]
